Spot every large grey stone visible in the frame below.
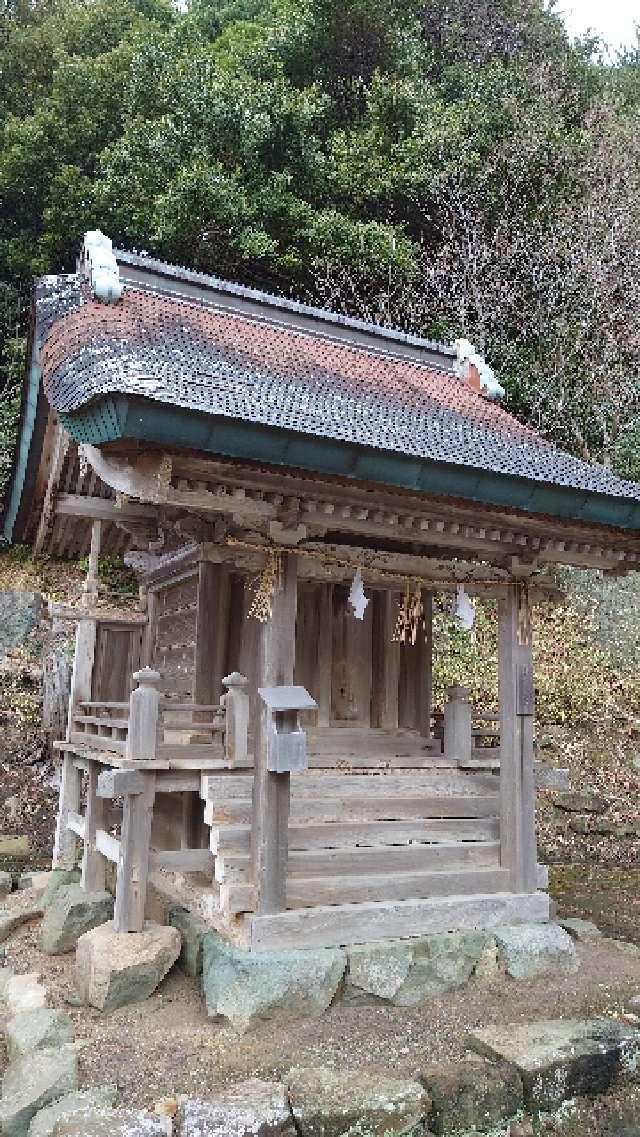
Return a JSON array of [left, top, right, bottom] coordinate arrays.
[[492, 923, 578, 978], [469, 1018, 640, 1111], [558, 917, 603, 943], [420, 1058, 523, 1135], [286, 1065, 429, 1137], [169, 906, 208, 979], [28, 1088, 117, 1137], [552, 790, 607, 813], [5, 973, 49, 1013], [6, 1009, 74, 1060], [0, 963, 15, 1003], [52, 1109, 170, 1136], [40, 886, 113, 955], [0, 1046, 77, 1137], [202, 931, 346, 1033], [177, 1081, 291, 1137], [75, 921, 181, 1011], [534, 765, 570, 790], [0, 900, 42, 943], [39, 871, 81, 910], [0, 870, 12, 895], [347, 932, 498, 1005], [0, 591, 42, 658]]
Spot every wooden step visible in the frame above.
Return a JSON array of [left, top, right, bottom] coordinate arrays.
[[205, 793, 500, 826], [210, 816, 499, 855], [214, 839, 500, 884], [202, 771, 497, 801], [220, 866, 510, 914]]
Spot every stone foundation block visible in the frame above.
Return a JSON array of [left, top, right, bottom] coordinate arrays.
[[169, 906, 208, 978], [75, 921, 181, 1011], [39, 870, 81, 910], [5, 973, 49, 1014], [28, 1087, 117, 1137], [420, 1057, 523, 1135], [346, 932, 498, 1005], [286, 1065, 429, 1137], [6, 1009, 74, 1060], [51, 1108, 170, 1135], [40, 886, 113, 955], [202, 931, 346, 1033], [177, 1080, 291, 1137], [0, 1045, 77, 1137], [469, 1018, 640, 1111], [492, 923, 578, 978], [558, 917, 602, 943]]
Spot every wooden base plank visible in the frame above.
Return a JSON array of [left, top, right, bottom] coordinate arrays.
[[248, 890, 550, 951], [205, 794, 499, 826], [210, 817, 499, 855]]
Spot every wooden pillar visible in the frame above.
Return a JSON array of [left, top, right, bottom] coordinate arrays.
[[195, 560, 230, 707], [421, 590, 433, 738], [251, 552, 297, 914], [81, 762, 106, 891], [223, 672, 249, 766], [114, 773, 156, 932], [443, 685, 472, 763], [66, 618, 97, 738], [316, 584, 333, 727], [498, 583, 537, 893], [371, 591, 400, 729], [82, 519, 101, 608], [52, 754, 82, 870]]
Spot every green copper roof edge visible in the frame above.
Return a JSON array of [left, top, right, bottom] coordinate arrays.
[[3, 352, 42, 543], [59, 397, 640, 532]]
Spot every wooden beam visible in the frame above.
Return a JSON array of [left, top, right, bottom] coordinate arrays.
[[498, 584, 538, 893], [251, 551, 297, 915], [81, 761, 106, 892], [56, 494, 158, 522], [113, 771, 156, 932]]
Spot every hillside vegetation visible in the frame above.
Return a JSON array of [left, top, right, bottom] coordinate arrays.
[[0, 0, 639, 481]]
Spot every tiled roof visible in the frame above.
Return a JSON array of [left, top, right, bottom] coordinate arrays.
[[36, 274, 640, 504]]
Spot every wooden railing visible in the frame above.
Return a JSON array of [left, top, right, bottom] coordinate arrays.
[[68, 668, 249, 766]]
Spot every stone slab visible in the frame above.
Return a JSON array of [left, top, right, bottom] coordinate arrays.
[[0, 870, 12, 895], [492, 923, 578, 979], [5, 973, 49, 1013], [52, 1109, 170, 1136], [75, 921, 181, 1011], [468, 1018, 640, 1111], [0, 902, 42, 944], [177, 1081, 291, 1137], [286, 1065, 429, 1137], [420, 1057, 523, 1136], [169, 906, 208, 979], [28, 1087, 118, 1137], [552, 790, 607, 813], [0, 1045, 77, 1137], [6, 1008, 74, 1060], [346, 932, 499, 1005], [40, 886, 113, 954], [202, 931, 346, 1033], [558, 918, 603, 943]]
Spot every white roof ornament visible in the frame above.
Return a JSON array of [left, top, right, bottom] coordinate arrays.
[[453, 338, 505, 401], [80, 230, 123, 304]]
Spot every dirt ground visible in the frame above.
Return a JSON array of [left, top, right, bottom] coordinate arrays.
[[2, 902, 640, 1116]]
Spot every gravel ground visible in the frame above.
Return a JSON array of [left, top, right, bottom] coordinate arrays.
[[1, 907, 640, 1114]]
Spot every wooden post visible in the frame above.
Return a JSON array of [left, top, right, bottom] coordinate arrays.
[[195, 560, 230, 707], [126, 668, 161, 762], [52, 754, 81, 870], [316, 584, 333, 727], [498, 583, 537, 893], [66, 618, 97, 738], [251, 552, 297, 914], [99, 768, 156, 933], [371, 591, 400, 729], [82, 519, 101, 608], [81, 761, 106, 891], [421, 590, 433, 738], [443, 685, 472, 763], [223, 672, 249, 766]]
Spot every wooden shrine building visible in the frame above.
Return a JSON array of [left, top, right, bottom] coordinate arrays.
[[4, 231, 640, 952]]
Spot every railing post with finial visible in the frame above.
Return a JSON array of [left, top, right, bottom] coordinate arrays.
[[222, 672, 249, 767], [126, 668, 161, 762]]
